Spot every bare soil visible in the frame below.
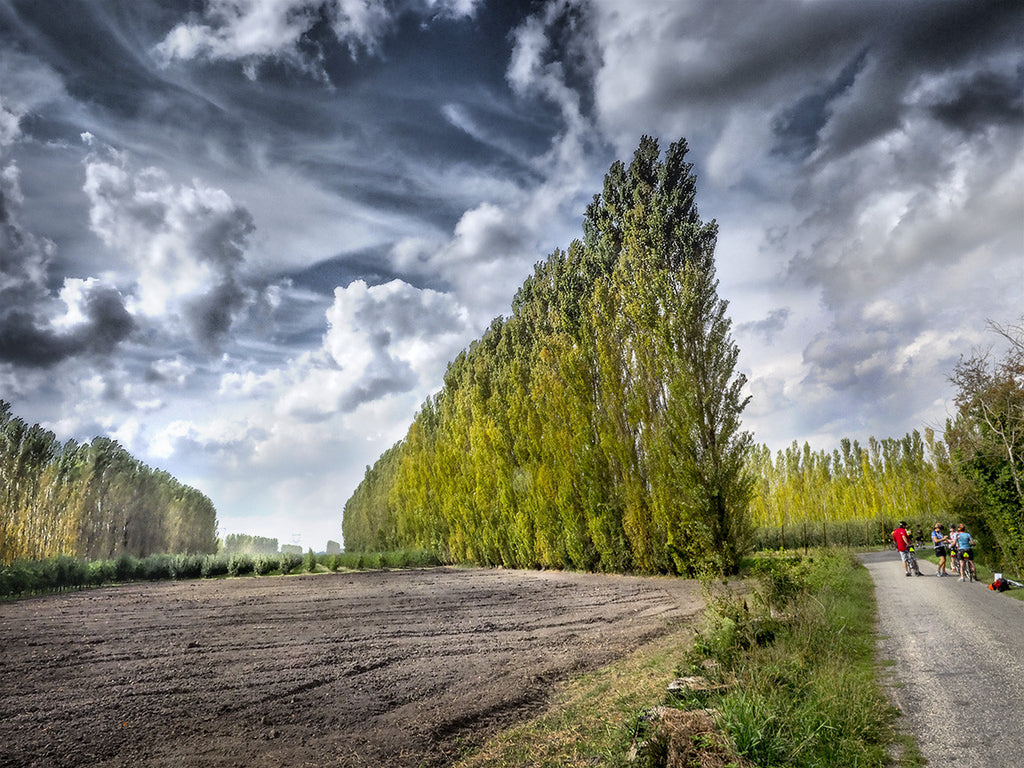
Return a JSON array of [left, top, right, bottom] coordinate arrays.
[[0, 566, 704, 768]]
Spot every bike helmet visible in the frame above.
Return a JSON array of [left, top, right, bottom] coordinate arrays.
[[957, 524, 965, 531]]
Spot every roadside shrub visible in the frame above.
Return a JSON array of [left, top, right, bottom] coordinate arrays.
[[750, 554, 808, 615], [227, 553, 254, 577], [253, 554, 276, 575], [304, 548, 318, 573], [680, 550, 894, 768]]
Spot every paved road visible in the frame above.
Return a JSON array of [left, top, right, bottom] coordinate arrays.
[[859, 551, 1024, 767]]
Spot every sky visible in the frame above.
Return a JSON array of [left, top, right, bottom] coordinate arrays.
[[1, 0, 1021, 551]]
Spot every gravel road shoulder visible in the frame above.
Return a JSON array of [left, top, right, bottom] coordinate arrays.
[[859, 550, 1024, 768]]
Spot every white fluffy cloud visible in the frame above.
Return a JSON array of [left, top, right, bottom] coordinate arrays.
[[83, 152, 257, 350], [277, 278, 471, 418]]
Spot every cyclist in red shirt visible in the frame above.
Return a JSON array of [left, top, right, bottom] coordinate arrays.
[[892, 521, 918, 577]]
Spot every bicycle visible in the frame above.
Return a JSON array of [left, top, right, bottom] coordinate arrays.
[[959, 550, 976, 582], [905, 546, 923, 577]]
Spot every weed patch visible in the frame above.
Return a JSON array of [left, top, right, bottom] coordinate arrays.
[[675, 550, 898, 767]]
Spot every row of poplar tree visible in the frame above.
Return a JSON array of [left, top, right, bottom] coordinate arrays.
[[0, 400, 217, 564], [343, 137, 754, 575], [749, 431, 948, 527]]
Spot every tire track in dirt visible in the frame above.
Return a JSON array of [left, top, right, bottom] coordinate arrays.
[[0, 567, 702, 768]]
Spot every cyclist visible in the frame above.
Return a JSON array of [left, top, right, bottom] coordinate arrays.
[[931, 523, 950, 576], [947, 524, 959, 577], [892, 521, 921, 577], [955, 524, 976, 582]]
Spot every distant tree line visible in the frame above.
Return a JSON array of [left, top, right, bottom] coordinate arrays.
[[749, 431, 946, 527], [0, 401, 217, 564], [222, 533, 280, 554], [343, 137, 753, 575], [747, 316, 1024, 577]]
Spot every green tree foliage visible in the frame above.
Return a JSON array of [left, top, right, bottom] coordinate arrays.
[[0, 401, 217, 564], [342, 137, 753, 574], [748, 431, 948, 529], [222, 533, 280, 555], [944, 319, 1024, 572]]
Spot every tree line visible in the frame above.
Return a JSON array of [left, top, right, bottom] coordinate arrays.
[[0, 401, 217, 564], [748, 430, 947, 527], [343, 137, 753, 575], [738, 317, 1024, 576]]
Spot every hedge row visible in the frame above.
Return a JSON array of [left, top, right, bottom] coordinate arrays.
[[0, 548, 442, 599]]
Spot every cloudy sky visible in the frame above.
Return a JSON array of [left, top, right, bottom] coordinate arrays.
[[1, 0, 1021, 550]]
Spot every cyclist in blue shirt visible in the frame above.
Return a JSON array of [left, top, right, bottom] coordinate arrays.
[[955, 525, 976, 582]]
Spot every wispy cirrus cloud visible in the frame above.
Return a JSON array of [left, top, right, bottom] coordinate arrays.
[[154, 0, 483, 79]]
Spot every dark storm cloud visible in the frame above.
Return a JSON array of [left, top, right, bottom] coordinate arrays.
[[0, 147, 135, 367], [927, 68, 1024, 133], [738, 308, 791, 344], [771, 51, 866, 160], [82, 151, 261, 352], [285, 248, 411, 294], [0, 285, 135, 367], [609, 0, 1024, 161], [805, 0, 1024, 159], [184, 280, 248, 352]]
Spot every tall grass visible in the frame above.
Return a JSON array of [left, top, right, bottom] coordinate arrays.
[[676, 550, 902, 767]]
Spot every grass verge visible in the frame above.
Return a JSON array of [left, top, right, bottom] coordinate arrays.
[[456, 549, 919, 767], [453, 626, 696, 768]]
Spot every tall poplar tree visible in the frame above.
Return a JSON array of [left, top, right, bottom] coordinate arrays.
[[342, 137, 754, 574]]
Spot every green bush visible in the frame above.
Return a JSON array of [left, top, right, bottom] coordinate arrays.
[[201, 554, 230, 578], [750, 554, 808, 614], [142, 554, 173, 581], [253, 554, 277, 575], [170, 554, 204, 580], [304, 548, 318, 573], [113, 554, 142, 582], [680, 550, 895, 767], [328, 552, 357, 570], [227, 553, 254, 577], [278, 552, 302, 575], [87, 559, 115, 587], [0, 561, 36, 597], [43, 555, 88, 591]]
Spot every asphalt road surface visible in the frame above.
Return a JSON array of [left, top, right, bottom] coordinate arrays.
[[859, 551, 1024, 767]]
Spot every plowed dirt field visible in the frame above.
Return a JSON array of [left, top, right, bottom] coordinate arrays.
[[0, 567, 703, 767]]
